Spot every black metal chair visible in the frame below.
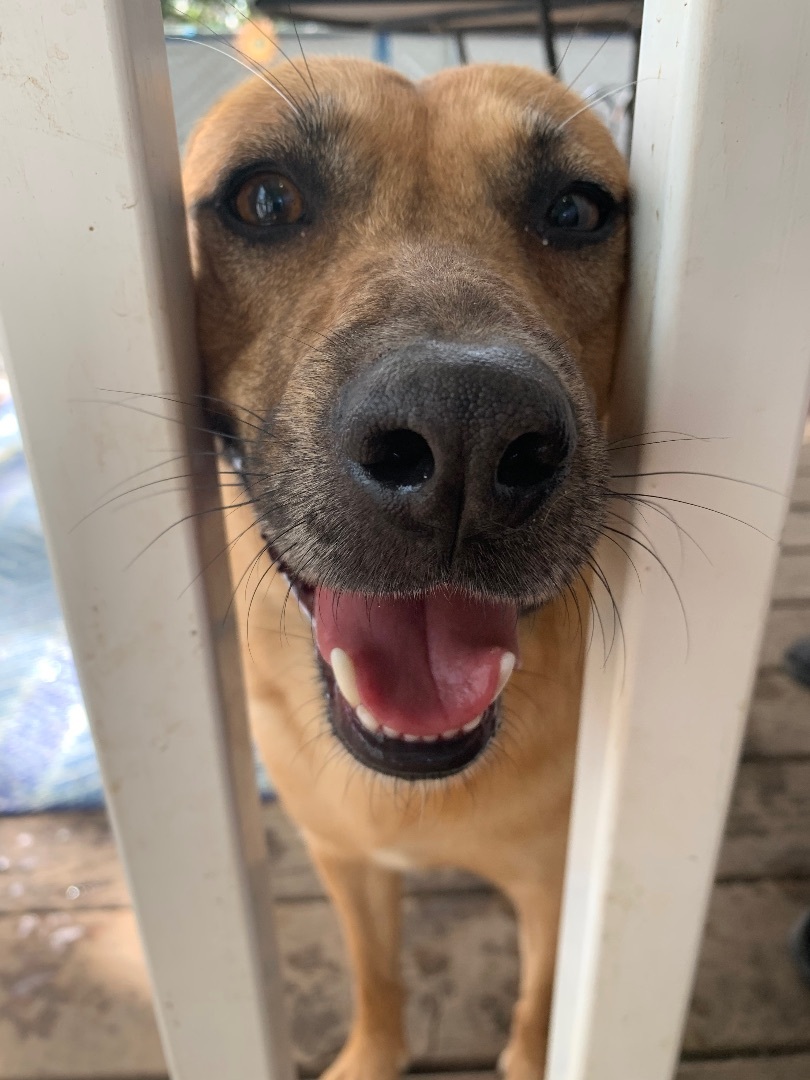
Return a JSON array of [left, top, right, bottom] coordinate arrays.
[[253, 1, 643, 74]]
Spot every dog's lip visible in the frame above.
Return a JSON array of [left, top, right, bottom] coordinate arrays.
[[264, 540, 513, 778], [322, 660, 500, 780]]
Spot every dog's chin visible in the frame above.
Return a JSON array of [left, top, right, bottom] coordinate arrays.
[[269, 544, 521, 781]]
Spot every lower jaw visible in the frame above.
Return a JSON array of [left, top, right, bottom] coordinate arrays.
[[319, 656, 498, 781]]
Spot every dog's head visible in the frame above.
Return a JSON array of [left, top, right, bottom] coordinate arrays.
[[184, 58, 629, 781]]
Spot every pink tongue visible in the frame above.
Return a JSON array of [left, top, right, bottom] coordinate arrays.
[[314, 588, 519, 736]]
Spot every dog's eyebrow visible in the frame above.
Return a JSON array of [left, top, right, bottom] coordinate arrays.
[[519, 110, 566, 150], [517, 110, 626, 200], [190, 98, 353, 215]]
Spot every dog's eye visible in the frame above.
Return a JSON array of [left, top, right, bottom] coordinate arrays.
[[538, 183, 617, 247], [547, 192, 601, 231], [231, 172, 304, 227]]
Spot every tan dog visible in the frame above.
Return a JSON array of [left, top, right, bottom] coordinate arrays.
[[183, 57, 628, 1079]]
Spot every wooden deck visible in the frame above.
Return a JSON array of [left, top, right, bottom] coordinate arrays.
[[1, 438, 808, 1078]]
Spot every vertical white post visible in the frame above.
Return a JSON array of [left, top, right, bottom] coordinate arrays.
[[0, 4, 292, 1079], [549, 2, 810, 1079]]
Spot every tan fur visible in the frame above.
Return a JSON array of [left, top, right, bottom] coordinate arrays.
[[184, 58, 629, 1079]]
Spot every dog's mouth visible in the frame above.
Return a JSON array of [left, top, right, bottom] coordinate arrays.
[[276, 551, 519, 780]]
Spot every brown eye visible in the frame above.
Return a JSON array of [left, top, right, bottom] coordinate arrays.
[[232, 172, 304, 227], [546, 191, 602, 232], [536, 182, 618, 248]]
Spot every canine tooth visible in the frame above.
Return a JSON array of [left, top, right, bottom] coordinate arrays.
[[441, 728, 461, 740], [495, 652, 517, 698], [330, 648, 360, 709], [356, 705, 380, 734], [462, 714, 483, 733], [382, 725, 401, 739]]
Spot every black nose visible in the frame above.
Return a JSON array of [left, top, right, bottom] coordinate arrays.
[[333, 342, 576, 545]]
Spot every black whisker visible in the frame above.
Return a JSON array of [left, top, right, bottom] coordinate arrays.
[[287, 1, 319, 101], [603, 525, 689, 654], [166, 6, 305, 116], [587, 555, 624, 664], [611, 469, 781, 494], [609, 493, 711, 563], [97, 387, 265, 434], [601, 526, 642, 588], [614, 491, 775, 541]]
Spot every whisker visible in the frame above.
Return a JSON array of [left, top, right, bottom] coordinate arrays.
[[168, 35, 304, 117], [611, 469, 781, 495], [166, 4, 306, 111], [122, 499, 257, 570], [556, 12, 585, 76], [601, 526, 642, 588], [603, 525, 690, 654], [577, 568, 604, 660], [607, 429, 717, 448], [179, 516, 262, 600], [96, 387, 265, 434], [564, 17, 623, 91], [607, 435, 722, 451], [609, 493, 711, 563], [614, 491, 775, 540], [286, 1, 319, 101], [98, 386, 266, 429], [74, 397, 246, 444], [559, 78, 647, 129], [587, 555, 624, 663]]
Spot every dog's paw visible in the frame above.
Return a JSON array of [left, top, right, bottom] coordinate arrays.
[[319, 1038, 406, 1080], [497, 1040, 546, 1080]]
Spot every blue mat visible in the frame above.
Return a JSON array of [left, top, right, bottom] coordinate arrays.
[[0, 393, 271, 814]]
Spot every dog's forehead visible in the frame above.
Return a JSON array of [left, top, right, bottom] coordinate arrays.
[[183, 58, 627, 202]]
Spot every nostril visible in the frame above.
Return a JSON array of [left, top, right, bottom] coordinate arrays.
[[497, 431, 568, 490], [360, 429, 435, 489]]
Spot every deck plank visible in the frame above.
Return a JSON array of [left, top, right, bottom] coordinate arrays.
[[0, 805, 485, 912], [744, 668, 810, 760], [791, 473, 810, 507], [782, 508, 810, 549], [677, 1057, 810, 1080], [772, 552, 810, 602], [718, 761, 810, 880], [3, 879, 810, 1078], [756, 603, 810, 669], [4, 714, 809, 917], [0, 909, 164, 1080], [683, 880, 810, 1057]]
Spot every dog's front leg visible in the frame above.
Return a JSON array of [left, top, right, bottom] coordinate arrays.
[[309, 843, 407, 1080], [498, 879, 563, 1080]]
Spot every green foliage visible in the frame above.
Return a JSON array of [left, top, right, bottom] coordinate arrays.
[[162, 1, 250, 32]]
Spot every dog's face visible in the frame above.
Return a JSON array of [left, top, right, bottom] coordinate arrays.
[[184, 58, 629, 782]]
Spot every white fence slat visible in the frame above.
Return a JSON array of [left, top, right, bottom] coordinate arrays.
[[549, 2, 810, 1078], [0, 3, 293, 1078]]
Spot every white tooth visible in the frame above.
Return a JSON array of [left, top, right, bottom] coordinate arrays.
[[356, 705, 380, 734], [420, 734, 438, 743], [495, 652, 517, 699], [441, 728, 461, 740], [402, 733, 419, 743], [382, 725, 401, 739], [462, 714, 483, 733], [330, 648, 360, 709]]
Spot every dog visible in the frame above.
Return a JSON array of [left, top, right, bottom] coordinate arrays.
[[183, 56, 629, 1079]]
